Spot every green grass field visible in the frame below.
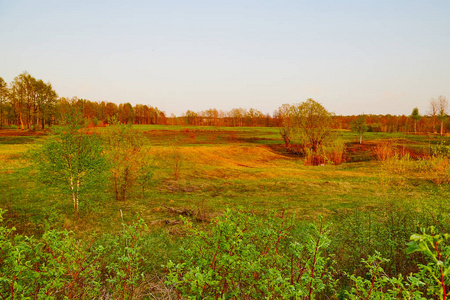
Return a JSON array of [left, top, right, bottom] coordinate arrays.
[[1, 125, 450, 298], [1, 125, 449, 235]]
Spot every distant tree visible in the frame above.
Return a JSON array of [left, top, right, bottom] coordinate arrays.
[[184, 110, 197, 125], [105, 102, 118, 120], [0, 78, 8, 128], [351, 115, 368, 144], [279, 99, 335, 164], [276, 104, 293, 149], [9, 72, 32, 129], [245, 108, 263, 126], [437, 96, 448, 136], [36, 80, 58, 129], [290, 99, 334, 153], [32, 112, 107, 214], [204, 108, 219, 126], [409, 107, 422, 134], [119, 102, 135, 124], [229, 108, 246, 127], [8, 72, 57, 130], [428, 98, 439, 133]]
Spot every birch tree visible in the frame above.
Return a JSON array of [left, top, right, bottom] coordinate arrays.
[[32, 114, 107, 214], [428, 98, 439, 133], [437, 95, 448, 136], [351, 115, 368, 144]]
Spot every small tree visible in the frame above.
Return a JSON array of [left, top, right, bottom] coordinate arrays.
[[0, 77, 8, 128], [291, 99, 334, 152], [437, 96, 448, 136], [410, 107, 422, 134], [279, 99, 335, 164], [136, 153, 155, 198], [429, 97, 439, 133], [351, 115, 368, 144], [277, 104, 293, 149], [104, 119, 147, 201], [32, 114, 107, 214]]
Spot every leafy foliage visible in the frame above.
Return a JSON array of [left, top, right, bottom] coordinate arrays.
[[278, 99, 337, 165], [166, 210, 336, 299], [407, 227, 450, 299], [0, 209, 158, 299], [104, 119, 150, 201], [351, 115, 369, 144], [31, 117, 107, 214]]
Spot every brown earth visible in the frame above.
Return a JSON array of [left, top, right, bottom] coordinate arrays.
[[0, 129, 48, 137]]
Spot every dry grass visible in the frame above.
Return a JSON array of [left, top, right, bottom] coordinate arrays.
[[381, 153, 450, 185], [374, 141, 396, 161]]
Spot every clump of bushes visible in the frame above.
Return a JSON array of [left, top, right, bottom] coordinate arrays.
[[166, 210, 336, 299], [374, 139, 450, 185], [167, 209, 449, 299], [1, 208, 449, 299], [381, 153, 450, 185], [0, 210, 174, 299]]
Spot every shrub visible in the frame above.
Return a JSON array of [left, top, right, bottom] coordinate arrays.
[[345, 253, 426, 299], [374, 141, 396, 161], [381, 153, 450, 185], [432, 141, 450, 158], [304, 147, 326, 165], [346, 226, 450, 299], [166, 209, 336, 299], [426, 155, 450, 184], [0, 209, 104, 298], [407, 226, 450, 299], [0, 210, 155, 299], [323, 139, 346, 165]]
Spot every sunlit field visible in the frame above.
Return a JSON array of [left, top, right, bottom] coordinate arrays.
[[1, 125, 450, 298], [1, 125, 449, 234]]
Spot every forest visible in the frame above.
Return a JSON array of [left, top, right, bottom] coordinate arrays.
[[0, 72, 449, 299], [1, 72, 450, 134]]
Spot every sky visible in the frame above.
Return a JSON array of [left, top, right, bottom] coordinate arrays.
[[1, 0, 449, 116]]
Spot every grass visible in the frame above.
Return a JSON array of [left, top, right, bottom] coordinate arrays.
[[2, 125, 450, 298], [0, 125, 449, 238]]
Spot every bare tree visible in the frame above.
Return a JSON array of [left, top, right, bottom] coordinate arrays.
[[276, 104, 292, 149], [428, 98, 439, 133], [437, 95, 448, 136]]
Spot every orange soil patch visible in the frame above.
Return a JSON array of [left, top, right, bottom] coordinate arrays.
[[0, 129, 47, 137]]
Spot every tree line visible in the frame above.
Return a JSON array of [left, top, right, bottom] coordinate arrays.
[[0, 72, 167, 129], [1, 72, 448, 134]]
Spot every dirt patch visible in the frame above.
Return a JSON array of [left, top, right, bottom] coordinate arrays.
[[0, 129, 48, 137]]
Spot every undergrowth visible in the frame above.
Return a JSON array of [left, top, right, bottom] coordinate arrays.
[[1, 208, 449, 299]]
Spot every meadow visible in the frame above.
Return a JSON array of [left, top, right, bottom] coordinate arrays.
[[0, 125, 449, 299]]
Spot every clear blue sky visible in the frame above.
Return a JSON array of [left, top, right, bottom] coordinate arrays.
[[1, 0, 449, 116]]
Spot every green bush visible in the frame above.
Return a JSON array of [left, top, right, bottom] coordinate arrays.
[[1, 208, 448, 299], [166, 209, 336, 299], [0, 210, 154, 299]]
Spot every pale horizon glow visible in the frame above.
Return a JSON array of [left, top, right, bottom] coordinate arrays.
[[1, 0, 449, 117]]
